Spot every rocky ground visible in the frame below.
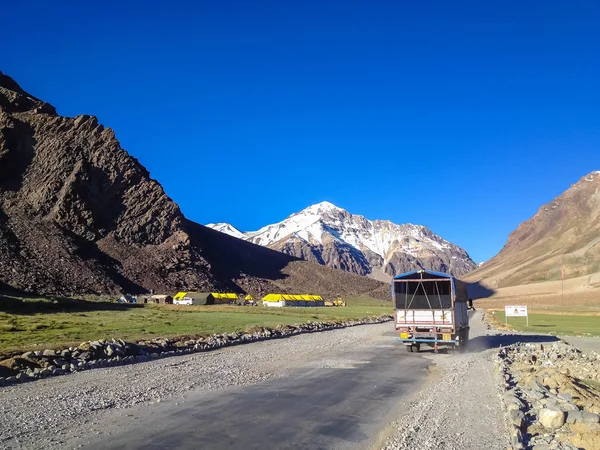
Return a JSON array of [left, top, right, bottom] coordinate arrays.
[[496, 341, 600, 450]]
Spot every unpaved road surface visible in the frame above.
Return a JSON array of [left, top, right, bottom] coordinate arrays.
[[1, 311, 561, 450], [0, 323, 429, 450], [382, 311, 518, 450]]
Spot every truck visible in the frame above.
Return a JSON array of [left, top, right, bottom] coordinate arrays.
[[392, 269, 470, 353]]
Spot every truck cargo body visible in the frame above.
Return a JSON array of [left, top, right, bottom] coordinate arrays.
[[392, 270, 469, 352]]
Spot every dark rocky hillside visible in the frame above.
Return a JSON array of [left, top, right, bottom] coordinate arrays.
[[0, 71, 389, 299]]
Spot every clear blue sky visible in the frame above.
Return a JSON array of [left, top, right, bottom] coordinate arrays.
[[3, 1, 599, 263]]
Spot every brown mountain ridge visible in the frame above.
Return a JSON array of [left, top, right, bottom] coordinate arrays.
[[466, 171, 600, 288], [0, 71, 388, 299]]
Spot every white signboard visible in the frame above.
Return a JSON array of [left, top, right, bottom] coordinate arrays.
[[505, 306, 528, 317], [505, 305, 528, 325]]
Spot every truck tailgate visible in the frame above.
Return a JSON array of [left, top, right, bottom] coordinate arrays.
[[396, 309, 453, 325]]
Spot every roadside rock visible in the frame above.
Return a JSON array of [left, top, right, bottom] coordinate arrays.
[[508, 409, 525, 428], [539, 408, 565, 429], [495, 337, 600, 449]]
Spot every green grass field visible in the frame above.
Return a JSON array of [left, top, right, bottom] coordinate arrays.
[[494, 311, 600, 337], [0, 295, 392, 354]]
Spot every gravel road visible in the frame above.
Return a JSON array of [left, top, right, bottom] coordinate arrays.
[[0, 312, 515, 450], [0, 323, 423, 449], [381, 311, 509, 450]]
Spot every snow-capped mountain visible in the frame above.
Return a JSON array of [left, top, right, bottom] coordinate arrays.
[[206, 201, 477, 279]]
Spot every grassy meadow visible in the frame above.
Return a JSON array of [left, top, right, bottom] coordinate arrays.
[[0, 295, 392, 354], [490, 310, 600, 337]]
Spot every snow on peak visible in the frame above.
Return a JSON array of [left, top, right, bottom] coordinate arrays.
[[299, 201, 345, 215], [584, 171, 600, 182], [206, 222, 246, 240]]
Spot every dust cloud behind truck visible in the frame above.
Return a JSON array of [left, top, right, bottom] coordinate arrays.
[[392, 270, 471, 353]]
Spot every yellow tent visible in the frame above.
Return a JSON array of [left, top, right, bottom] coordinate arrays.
[[244, 294, 255, 300], [262, 294, 324, 307], [211, 293, 237, 299], [211, 292, 238, 304]]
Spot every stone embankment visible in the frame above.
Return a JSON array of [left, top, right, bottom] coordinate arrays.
[[0, 315, 391, 386], [496, 341, 600, 450]]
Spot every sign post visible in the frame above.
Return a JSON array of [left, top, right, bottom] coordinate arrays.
[[505, 305, 529, 327]]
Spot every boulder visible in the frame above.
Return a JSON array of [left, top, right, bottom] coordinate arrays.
[[566, 411, 584, 424], [558, 402, 578, 412], [42, 349, 56, 357], [567, 410, 600, 424], [78, 342, 92, 351], [527, 390, 545, 401], [580, 411, 600, 423], [509, 409, 524, 428], [510, 426, 523, 449], [539, 408, 565, 429], [530, 380, 547, 393]]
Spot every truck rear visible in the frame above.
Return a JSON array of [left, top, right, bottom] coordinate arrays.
[[392, 270, 469, 353]]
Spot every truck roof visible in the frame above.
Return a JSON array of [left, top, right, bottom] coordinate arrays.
[[392, 269, 455, 280]]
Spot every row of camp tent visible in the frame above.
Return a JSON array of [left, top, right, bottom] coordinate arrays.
[[171, 292, 324, 307], [173, 292, 246, 305], [118, 293, 245, 305], [119, 292, 326, 307]]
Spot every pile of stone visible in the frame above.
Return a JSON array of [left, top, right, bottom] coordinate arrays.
[[0, 315, 392, 386], [496, 341, 600, 450]]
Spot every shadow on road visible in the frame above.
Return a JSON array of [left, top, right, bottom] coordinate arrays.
[[467, 334, 561, 353]]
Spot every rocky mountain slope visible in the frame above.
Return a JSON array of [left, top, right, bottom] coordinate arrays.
[[466, 171, 600, 288], [208, 201, 477, 280], [0, 71, 388, 299]]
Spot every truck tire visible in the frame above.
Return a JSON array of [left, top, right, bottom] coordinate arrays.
[[414, 343, 421, 353], [406, 344, 414, 352]]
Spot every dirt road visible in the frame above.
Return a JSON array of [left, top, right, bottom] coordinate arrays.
[[0, 323, 429, 450], [0, 312, 556, 450]]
